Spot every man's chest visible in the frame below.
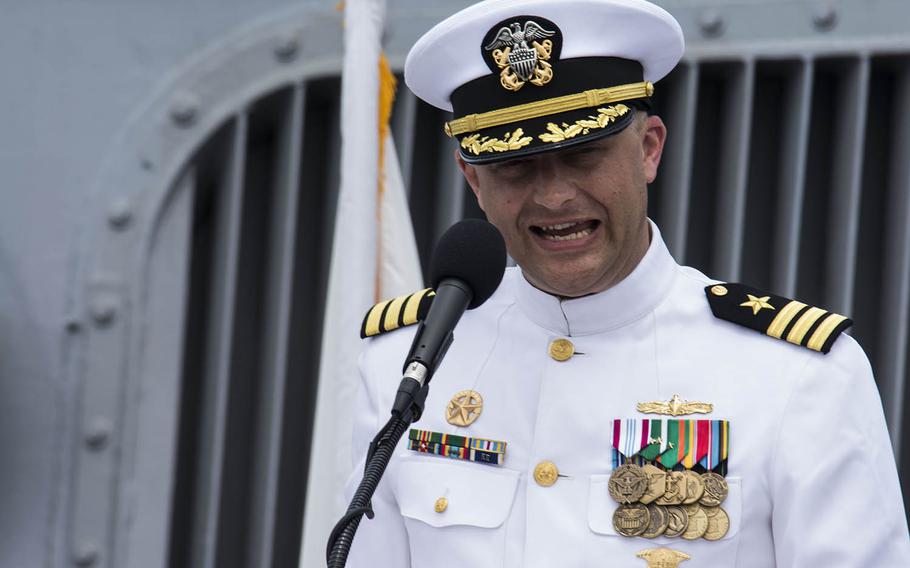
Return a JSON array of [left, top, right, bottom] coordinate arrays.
[[381, 315, 784, 568]]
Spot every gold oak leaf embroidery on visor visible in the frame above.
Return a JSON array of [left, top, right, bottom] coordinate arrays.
[[460, 128, 533, 155], [538, 104, 630, 143]]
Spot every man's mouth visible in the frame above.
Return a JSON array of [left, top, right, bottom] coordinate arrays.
[[530, 220, 600, 241]]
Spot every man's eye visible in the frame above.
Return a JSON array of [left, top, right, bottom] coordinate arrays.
[[491, 161, 530, 175], [499, 160, 529, 170]]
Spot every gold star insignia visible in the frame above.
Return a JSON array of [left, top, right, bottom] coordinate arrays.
[[740, 294, 774, 315], [446, 390, 483, 427]]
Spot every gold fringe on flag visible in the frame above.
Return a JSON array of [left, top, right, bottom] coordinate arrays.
[[375, 52, 398, 300]]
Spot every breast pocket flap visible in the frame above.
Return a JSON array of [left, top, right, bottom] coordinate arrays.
[[396, 459, 520, 529]]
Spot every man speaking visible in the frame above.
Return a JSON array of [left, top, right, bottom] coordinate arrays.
[[343, 0, 910, 566]]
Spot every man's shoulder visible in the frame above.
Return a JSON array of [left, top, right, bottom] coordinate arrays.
[[675, 267, 854, 356], [359, 269, 519, 340], [360, 288, 436, 339]]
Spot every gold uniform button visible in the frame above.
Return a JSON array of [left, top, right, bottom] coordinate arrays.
[[434, 497, 448, 513], [549, 338, 575, 361], [710, 285, 728, 297], [534, 461, 559, 487]]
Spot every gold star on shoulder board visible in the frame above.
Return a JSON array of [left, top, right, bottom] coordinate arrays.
[[739, 294, 774, 316]]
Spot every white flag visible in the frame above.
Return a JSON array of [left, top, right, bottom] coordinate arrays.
[[298, 1, 422, 566]]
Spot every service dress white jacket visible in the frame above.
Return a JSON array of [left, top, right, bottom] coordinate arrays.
[[345, 223, 910, 567]]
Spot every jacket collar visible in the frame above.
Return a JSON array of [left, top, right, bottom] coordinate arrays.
[[513, 220, 677, 336]]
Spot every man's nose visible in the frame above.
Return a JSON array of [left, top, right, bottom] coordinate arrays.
[[532, 166, 577, 209]]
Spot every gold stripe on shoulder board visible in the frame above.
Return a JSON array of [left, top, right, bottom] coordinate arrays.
[[361, 288, 436, 338], [807, 313, 849, 352], [383, 295, 409, 332], [364, 299, 392, 338]]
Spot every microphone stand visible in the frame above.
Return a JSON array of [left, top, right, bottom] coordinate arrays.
[[325, 385, 429, 567]]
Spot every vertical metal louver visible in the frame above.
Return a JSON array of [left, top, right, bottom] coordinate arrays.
[[167, 79, 342, 568]]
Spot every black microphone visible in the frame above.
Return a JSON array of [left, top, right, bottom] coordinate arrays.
[[391, 219, 506, 418]]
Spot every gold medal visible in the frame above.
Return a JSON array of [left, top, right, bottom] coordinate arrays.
[[702, 506, 730, 541], [699, 472, 729, 507], [445, 390, 483, 427], [639, 464, 667, 504], [681, 471, 705, 504], [608, 464, 649, 504], [681, 504, 708, 540], [656, 471, 687, 505], [641, 504, 670, 538], [613, 503, 651, 537], [663, 505, 688, 538]]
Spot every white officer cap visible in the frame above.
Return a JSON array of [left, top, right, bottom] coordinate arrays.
[[405, 0, 685, 164]]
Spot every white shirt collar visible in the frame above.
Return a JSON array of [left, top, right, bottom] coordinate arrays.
[[514, 220, 678, 336]]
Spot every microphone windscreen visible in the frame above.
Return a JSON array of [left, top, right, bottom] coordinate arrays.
[[430, 219, 507, 309]]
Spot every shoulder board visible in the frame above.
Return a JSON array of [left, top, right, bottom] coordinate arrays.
[[705, 283, 853, 354], [360, 288, 436, 338]]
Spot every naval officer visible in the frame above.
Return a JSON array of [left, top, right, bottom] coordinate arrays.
[[344, 0, 910, 566]]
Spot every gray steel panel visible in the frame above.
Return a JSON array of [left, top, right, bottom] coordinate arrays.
[[825, 57, 870, 314], [120, 169, 195, 568], [248, 84, 306, 568], [70, 273, 128, 568], [772, 59, 814, 297], [194, 114, 249, 568], [713, 59, 755, 280]]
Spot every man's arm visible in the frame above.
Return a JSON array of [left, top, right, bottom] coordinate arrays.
[[771, 336, 910, 565], [343, 348, 411, 565]]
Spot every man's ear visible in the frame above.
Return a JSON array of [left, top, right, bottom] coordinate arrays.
[[455, 149, 485, 210], [641, 115, 667, 184]]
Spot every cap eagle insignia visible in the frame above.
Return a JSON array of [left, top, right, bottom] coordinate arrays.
[[484, 20, 556, 91]]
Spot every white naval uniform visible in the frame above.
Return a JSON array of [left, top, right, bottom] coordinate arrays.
[[345, 222, 910, 567]]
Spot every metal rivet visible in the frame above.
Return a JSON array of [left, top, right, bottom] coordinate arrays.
[[73, 542, 99, 566], [90, 295, 118, 326], [699, 10, 724, 37], [812, 4, 837, 31], [274, 33, 300, 61], [65, 318, 82, 334], [108, 198, 132, 229], [85, 417, 113, 451], [170, 92, 200, 127]]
